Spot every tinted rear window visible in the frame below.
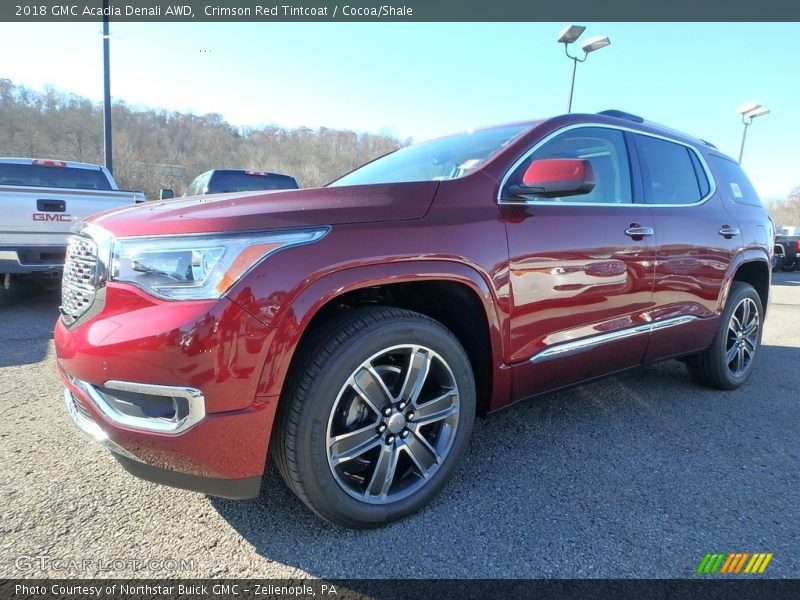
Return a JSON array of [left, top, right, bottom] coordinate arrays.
[[207, 171, 299, 194], [708, 156, 763, 207], [0, 164, 112, 190]]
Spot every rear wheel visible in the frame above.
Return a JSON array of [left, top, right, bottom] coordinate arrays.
[[272, 306, 475, 528], [687, 282, 763, 390]]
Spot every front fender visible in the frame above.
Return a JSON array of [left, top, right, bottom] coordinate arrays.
[[253, 260, 510, 408]]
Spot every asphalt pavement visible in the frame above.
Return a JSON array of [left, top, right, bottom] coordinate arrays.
[[1, 272, 798, 579]]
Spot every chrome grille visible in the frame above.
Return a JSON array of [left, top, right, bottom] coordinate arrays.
[[61, 235, 98, 324]]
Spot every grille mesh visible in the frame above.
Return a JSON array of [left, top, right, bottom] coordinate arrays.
[[61, 236, 98, 324]]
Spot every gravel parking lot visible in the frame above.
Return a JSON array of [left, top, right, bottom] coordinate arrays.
[[1, 272, 798, 579]]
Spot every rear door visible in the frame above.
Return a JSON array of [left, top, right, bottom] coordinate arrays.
[[631, 133, 742, 362], [499, 125, 657, 400]]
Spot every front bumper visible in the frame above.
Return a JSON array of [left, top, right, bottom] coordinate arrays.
[[55, 283, 280, 498], [62, 375, 266, 499]]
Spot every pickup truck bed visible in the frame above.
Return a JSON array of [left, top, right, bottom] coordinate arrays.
[[0, 159, 144, 280]]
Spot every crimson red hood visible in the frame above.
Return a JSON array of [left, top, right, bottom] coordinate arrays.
[[87, 182, 438, 237]]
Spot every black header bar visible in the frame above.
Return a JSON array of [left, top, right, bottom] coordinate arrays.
[[2, 0, 799, 22]]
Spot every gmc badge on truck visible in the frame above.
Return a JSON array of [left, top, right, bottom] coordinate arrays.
[[33, 213, 74, 222]]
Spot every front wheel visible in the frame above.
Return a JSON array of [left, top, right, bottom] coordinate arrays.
[[687, 282, 763, 390], [272, 307, 475, 528]]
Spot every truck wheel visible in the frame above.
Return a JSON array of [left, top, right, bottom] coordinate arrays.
[[782, 260, 797, 272], [272, 306, 475, 528], [687, 282, 763, 390]]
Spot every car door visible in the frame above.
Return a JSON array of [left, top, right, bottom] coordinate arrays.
[[630, 133, 743, 362], [499, 125, 656, 400]]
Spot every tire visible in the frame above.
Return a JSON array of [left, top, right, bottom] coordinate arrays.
[[687, 282, 763, 390], [782, 260, 797, 272], [272, 306, 476, 528]]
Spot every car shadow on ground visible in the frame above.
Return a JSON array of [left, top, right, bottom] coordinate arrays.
[[0, 278, 60, 367], [773, 269, 800, 286], [211, 344, 800, 578]]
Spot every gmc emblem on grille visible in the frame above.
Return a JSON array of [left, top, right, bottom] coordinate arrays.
[[33, 213, 73, 221], [33, 213, 74, 222]]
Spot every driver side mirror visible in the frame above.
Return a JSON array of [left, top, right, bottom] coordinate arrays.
[[506, 158, 595, 200]]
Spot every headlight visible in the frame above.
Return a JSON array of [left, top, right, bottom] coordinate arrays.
[[110, 228, 328, 300]]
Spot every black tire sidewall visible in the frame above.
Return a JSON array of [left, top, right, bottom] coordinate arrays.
[[292, 315, 475, 527], [713, 283, 764, 388]]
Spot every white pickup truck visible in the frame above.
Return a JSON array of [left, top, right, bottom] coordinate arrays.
[[0, 158, 145, 287]]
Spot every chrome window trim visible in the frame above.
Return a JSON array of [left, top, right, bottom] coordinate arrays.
[[497, 122, 717, 208], [64, 373, 206, 435], [529, 316, 698, 364]]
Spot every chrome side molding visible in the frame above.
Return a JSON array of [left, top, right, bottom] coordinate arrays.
[[530, 316, 698, 364]]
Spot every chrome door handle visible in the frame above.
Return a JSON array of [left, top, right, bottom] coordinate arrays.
[[625, 226, 654, 238], [718, 226, 741, 239]]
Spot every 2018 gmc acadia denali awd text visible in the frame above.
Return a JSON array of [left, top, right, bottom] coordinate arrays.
[[55, 111, 773, 528]]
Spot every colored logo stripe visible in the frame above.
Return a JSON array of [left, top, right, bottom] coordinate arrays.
[[697, 554, 725, 574], [698, 552, 772, 574]]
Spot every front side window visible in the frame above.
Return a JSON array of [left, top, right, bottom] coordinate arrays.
[[506, 127, 632, 204], [635, 135, 708, 205], [329, 124, 531, 187]]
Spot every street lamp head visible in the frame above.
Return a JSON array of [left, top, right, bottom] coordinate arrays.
[[737, 101, 761, 115], [582, 36, 611, 54], [746, 107, 770, 119], [558, 25, 586, 44]]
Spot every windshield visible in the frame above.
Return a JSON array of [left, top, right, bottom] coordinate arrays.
[[0, 164, 112, 190], [329, 124, 530, 187]]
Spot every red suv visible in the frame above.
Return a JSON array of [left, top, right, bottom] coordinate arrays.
[[55, 110, 772, 528]]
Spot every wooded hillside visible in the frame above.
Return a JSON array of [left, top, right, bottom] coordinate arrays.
[[770, 188, 800, 228], [0, 79, 402, 199]]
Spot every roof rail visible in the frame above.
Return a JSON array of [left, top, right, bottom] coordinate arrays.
[[597, 109, 644, 123], [598, 110, 717, 148]]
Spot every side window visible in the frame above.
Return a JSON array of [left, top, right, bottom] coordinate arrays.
[[635, 135, 706, 205], [200, 171, 213, 194], [185, 178, 200, 197], [707, 155, 763, 207], [507, 127, 632, 204]]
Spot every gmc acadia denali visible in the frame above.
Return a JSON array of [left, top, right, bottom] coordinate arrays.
[[55, 111, 773, 528]]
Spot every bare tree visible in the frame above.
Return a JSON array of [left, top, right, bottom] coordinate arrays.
[[768, 187, 800, 228], [0, 79, 402, 199]]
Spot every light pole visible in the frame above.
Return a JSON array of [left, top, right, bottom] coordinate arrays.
[[102, 0, 113, 174], [737, 102, 770, 164], [558, 25, 610, 113]]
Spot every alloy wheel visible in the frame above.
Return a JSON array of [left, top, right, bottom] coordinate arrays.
[[326, 344, 460, 504], [725, 297, 759, 377]]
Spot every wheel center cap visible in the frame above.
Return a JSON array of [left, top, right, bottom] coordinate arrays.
[[737, 332, 743, 342], [386, 413, 406, 434]]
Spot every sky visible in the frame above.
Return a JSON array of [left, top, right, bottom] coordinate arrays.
[[0, 22, 797, 200]]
